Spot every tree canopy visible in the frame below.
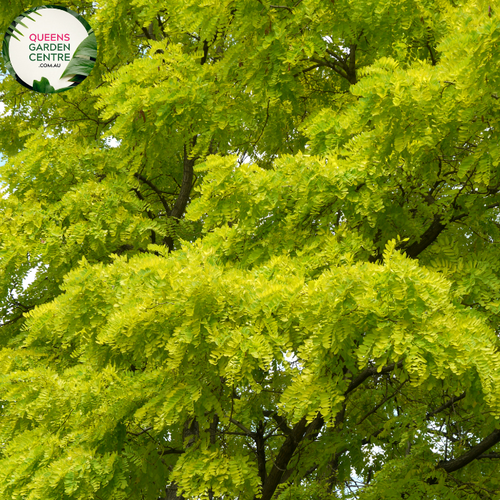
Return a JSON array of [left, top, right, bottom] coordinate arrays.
[[1, 0, 500, 498]]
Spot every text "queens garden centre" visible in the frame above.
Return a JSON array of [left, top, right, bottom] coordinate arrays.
[[28, 33, 71, 61]]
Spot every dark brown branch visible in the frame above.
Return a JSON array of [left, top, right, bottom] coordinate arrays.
[[159, 138, 198, 252], [269, 0, 303, 12], [426, 428, 461, 443], [0, 312, 26, 328], [169, 142, 196, 219], [255, 414, 322, 500], [157, 448, 185, 455], [484, 201, 500, 210], [361, 428, 384, 446], [140, 22, 157, 41], [164, 484, 184, 500], [476, 453, 500, 460], [404, 214, 446, 259], [131, 187, 157, 244], [263, 411, 293, 436], [348, 44, 357, 84], [250, 100, 270, 147], [230, 418, 254, 437], [208, 415, 219, 500], [309, 57, 350, 82], [209, 414, 219, 445], [127, 426, 153, 436], [296, 63, 321, 75], [256, 421, 267, 484], [278, 418, 325, 485], [280, 463, 319, 485], [325, 48, 348, 65], [437, 428, 500, 473], [182, 417, 199, 448], [426, 42, 437, 66], [134, 173, 171, 215], [269, 4, 293, 12], [346, 361, 404, 396], [426, 392, 466, 419], [357, 380, 408, 426], [200, 40, 209, 65], [403, 209, 472, 260]]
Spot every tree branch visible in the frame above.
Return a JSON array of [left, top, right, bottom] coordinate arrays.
[[230, 418, 254, 437], [256, 421, 267, 484], [269, 4, 293, 12], [476, 453, 500, 460], [127, 426, 153, 436], [309, 57, 350, 82], [404, 214, 446, 259], [346, 361, 404, 396], [437, 428, 500, 473], [169, 141, 196, 219], [426, 42, 437, 66], [162, 138, 198, 251], [357, 380, 408, 426], [134, 173, 171, 215], [263, 411, 293, 436], [348, 43, 357, 84], [255, 414, 323, 500], [426, 392, 466, 419]]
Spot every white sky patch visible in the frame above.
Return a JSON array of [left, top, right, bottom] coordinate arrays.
[[22, 267, 39, 289], [0, 98, 12, 117], [105, 136, 121, 148]]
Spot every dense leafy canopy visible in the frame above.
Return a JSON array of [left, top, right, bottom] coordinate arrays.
[[1, 0, 500, 499]]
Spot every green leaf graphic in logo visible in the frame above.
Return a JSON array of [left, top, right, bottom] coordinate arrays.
[[32, 77, 56, 93], [2, 10, 41, 72], [61, 33, 97, 83]]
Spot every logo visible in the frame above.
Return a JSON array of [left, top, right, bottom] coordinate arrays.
[[2, 5, 97, 93]]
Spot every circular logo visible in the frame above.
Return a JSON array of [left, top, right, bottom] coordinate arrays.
[[2, 5, 97, 93]]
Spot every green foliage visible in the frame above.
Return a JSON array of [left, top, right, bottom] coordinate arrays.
[[61, 33, 97, 82], [1, 0, 500, 499]]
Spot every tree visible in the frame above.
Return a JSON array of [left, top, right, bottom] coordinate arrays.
[[1, 0, 500, 498]]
